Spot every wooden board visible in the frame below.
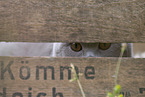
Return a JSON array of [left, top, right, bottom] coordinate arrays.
[[0, 57, 145, 97], [0, 0, 145, 43]]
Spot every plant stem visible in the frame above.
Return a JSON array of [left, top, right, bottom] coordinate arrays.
[[77, 79, 86, 97], [70, 63, 86, 97], [115, 43, 127, 85]]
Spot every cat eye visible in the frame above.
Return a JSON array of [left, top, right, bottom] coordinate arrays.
[[99, 43, 111, 50], [70, 43, 82, 52]]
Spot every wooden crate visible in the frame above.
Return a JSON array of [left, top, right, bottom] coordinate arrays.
[[0, 0, 144, 43], [0, 57, 145, 97], [0, 0, 145, 97]]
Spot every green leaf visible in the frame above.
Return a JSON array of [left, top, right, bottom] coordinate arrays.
[[107, 92, 114, 97], [113, 85, 121, 95], [118, 94, 123, 97]]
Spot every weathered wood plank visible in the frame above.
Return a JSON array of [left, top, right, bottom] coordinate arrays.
[[0, 0, 144, 42], [0, 57, 145, 97]]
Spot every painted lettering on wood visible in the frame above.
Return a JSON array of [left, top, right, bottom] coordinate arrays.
[[0, 57, 145, 97]]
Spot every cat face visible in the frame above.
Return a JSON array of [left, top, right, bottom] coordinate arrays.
[[53, 43, 131, 57]]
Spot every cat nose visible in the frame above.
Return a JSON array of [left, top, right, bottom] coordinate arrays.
[[85, 52, 95, 57]]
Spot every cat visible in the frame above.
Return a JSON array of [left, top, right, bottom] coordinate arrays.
[[0, 42, 132, 57], [52, 43, 133, 57]]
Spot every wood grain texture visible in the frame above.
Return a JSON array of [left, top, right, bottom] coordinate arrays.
[[0, 0, 144, 43], [0, 57, 145, 97]]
